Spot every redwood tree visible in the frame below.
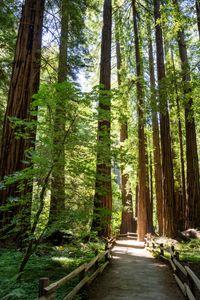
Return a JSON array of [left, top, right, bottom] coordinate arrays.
[[115, 17, 135, 234], [132, 0, 150, 240], [0, 0, 44, 240], [170, 49, 187, 230], [49, 0, 68, 225], [147, 19, 164, 235], [173, 0, 200, 228], [91, 0, 112, 238], [154, 0, 176, 237]]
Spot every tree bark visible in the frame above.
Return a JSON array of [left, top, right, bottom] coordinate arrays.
[[147, 17, 164, 235], [49, 0, 68, 225], [171, 49, 187, 230], [148, 143, 154, 233], [173, 0, 200, 228], [0, 0, 44, 241], [120, 122, 135, 234], [115, 19, 134, 234], [154, 0, 176, 237], [91, 0, 112, 238], [132, 0, 150, 241]]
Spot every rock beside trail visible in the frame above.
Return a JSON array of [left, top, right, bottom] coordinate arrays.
[[180, 228, 200, 241]]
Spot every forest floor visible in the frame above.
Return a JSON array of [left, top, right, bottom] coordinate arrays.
[[87, 239, 185, 300], [1, 238, 199, 299], [0, 241, 104, 299]]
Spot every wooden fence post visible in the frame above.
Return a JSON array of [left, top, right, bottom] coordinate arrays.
[[175, 251, 179, 261], [39, 277, 49, 298], [105, 241, 109, 262], [171, 245, 175, 257], [160, 243, 164, 256], [152, 241, 155, 249]]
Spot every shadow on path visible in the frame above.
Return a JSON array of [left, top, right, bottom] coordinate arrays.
[[87, 239, 184, 300]]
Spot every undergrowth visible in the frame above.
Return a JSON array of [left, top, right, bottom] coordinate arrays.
[[147, 237, 200, 263], [176, 239, 200, 263], [0, 240, 104, 300]]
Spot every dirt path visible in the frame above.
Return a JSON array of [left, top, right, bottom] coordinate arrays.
[[87, 239, 184, 300]]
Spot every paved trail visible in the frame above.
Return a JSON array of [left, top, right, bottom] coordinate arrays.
[[87, 239, 184, 300]]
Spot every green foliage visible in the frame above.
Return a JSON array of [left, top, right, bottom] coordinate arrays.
[[111, 179, 122, 234], [42, 0, 99, 82], [0, 0, 20, 128], [33, 81, 97, 231], [0, 81, 97, 240], [0, 239, 104, 299], [176, 240, 200, 262]]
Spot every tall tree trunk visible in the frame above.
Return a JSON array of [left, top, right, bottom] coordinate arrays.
[[115, 20, 134, 234], [147, 17, 164, 235], [154, 0, 175, 237], [173, 0, 200, 228], [148, 142, 154, 233], [135, 182, 138, 219], [171, 49, 187, 230], [91, 0, 112, 238], [49, 0, 68, 225], [132, 0, 150, 241], [146, 145, 154, 233], [120, 122, 135, 234], [196, 0, 200, 39], [0, 0, 44, 241]]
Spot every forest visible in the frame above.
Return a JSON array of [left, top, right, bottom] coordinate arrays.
[[0, 0, 200, 299]]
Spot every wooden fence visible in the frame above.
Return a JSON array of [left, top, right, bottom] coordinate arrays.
[[38, 237, 115, 300], [117, 232, 138, 239], [145, 236, 200, 300]]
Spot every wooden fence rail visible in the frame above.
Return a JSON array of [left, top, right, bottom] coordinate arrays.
[[38, 238, 115, 300], [117, 232, 138, 240], [145, 236, 200, 300]]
